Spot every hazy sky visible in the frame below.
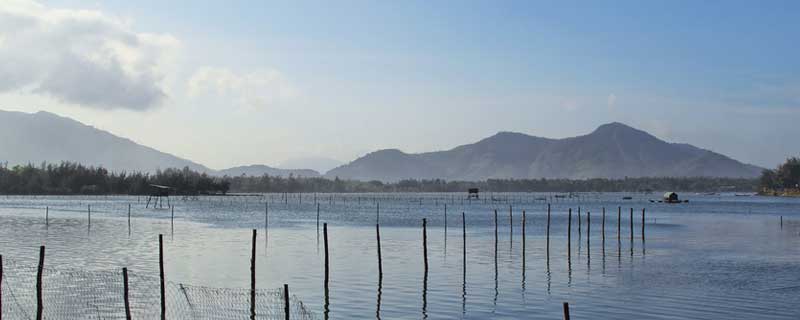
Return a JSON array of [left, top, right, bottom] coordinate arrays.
[[1, 0, 798, 170]]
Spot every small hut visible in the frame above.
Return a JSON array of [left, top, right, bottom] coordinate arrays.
[[663, 192, 679, 203], [467, 188, 480, 199], [146, 184, 173, 209]]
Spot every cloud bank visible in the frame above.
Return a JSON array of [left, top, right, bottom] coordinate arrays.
[[0, 0, 179, 111]]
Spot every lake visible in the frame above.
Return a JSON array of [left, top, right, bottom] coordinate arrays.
[[0, 193, 799, 319]]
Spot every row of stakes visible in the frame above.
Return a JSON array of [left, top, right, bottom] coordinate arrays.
[[14, 202, 645, 319], [14, 202, 791, 319]]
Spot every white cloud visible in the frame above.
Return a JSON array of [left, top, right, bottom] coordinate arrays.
[[0, 0, 179, 110], [187, 67, 298, 110]]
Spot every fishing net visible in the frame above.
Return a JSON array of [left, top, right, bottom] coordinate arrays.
[[0, 258, 315, 319]]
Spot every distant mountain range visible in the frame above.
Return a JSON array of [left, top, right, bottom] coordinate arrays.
[[0, 110, 214, 173], [279, 157, 343, 174], [0, 110, 318, 177], [326, 122, 764, 181], [218, 165, 320, 178], [0, 110, 763, 181]]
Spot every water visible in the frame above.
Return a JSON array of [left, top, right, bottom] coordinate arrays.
[[0, 193, 799, 319]]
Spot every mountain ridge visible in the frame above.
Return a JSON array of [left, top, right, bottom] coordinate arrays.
[[326, 122, 764, 181], [0, 110, 763, 181], [0, 110, 317, 177]]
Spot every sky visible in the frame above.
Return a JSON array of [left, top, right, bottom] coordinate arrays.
[[0, 0, 798, 170]]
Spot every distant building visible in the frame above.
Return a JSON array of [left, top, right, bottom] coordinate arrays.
[[147, 184, 173, 208], [468, 188, 479, 199], [663, 192, 679, 203]]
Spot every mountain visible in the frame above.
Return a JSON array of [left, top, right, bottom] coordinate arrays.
[[278, 157, 343, 174], [326, 122, 764, 181], [0, 110, 213, 173], [218, 164, 321, 178]]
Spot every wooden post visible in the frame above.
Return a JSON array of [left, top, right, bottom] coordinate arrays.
[[494, 209, 498, 270], [376, 224, 383, 277], [265, 202, 269, 231], [123, 267, 131, 320], [587, 212, 591, 248], [546, 204, 551, 258], [171, 205, 175, 225], [36, 246, 45, 320], [617, 207, 621, 241], [641, 208, 645, 241], [567, 208, 572, 258], [494, 209, 498, 248], [577, 206, 581, 237], [324, 223, 329, 308], [376, 202, 380, 224], [522, 209, 526, 270], [128, 204, 131, 231], [462, 212, 466, 279], [780, 216, 783, 228], [317, 203, 320, 231], [251, 229, 257, 320], [601, 207, 605, 243], [159, 234, 166, 320], [284, 284, 290, 320], [630, 208, 634, 242], [563, 302, 571, 320], [45, 206, 49, 227], [1, 254, 3, 320], [422, 219, 428, 272], [88, 204, 91, 229]]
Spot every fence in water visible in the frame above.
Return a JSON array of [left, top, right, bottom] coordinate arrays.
[[0, 258, 315, 320]]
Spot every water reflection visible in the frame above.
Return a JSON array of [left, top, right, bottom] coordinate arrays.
[[1, 194, 799, 319]]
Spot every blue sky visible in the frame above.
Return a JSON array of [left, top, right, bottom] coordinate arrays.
[[2, 0, 798, 169]]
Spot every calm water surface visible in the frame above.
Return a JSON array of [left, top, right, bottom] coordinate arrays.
[[0, 193, 799, 319]]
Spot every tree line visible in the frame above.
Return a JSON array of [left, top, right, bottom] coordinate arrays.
[[0, 162, 229, 195], [0, 161, 758, 195], [759, 157, 800, 192]]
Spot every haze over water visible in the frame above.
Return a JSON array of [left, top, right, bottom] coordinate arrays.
[[0, 193, 798, 319]]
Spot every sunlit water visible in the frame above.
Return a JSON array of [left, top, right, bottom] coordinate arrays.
[[1, 193, 799, 319]]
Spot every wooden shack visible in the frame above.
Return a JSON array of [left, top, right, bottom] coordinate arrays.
[[146, 184, 173, 209], [468, 188, 479, 199], [663, 192, 679, 203]]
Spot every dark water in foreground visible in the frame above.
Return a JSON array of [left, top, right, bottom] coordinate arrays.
[[0, 193, 799, 319]]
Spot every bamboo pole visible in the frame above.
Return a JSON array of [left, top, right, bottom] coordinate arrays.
[[563, 302, 571, 320], [284, 284, 290, 320], [567, 208, 572, 258], [546, 204, 551, 259], [123, 267, 131, 320], [462, 212, 466, 281], [601, 207, 605, 244], [630, 208, 634, 242], [251, 229, 257, 320], [159, 234, 166, 320], [1, 254, 4, 320], [324, 223, 330, 317], [641, 208, 645, 241], [376, 224, 382, 277], [617, 207, 621, 241], [423, 219, 428, 272], [522, 209, 526, 270], [36, 246, 45, 320]]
